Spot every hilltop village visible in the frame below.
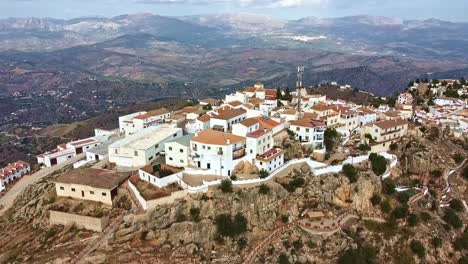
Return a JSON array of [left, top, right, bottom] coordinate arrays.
[[0, 78, 467, 263]]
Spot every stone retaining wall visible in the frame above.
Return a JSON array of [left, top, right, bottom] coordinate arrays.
[[49, 210, 109, 232]]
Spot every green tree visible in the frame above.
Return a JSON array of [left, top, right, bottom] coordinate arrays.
[[407, 214, 419, 227], [432, 237, 442, 248], [358, 143, 371, 152], [382, 178, 396, 195], [443, 208, 463, 229], [278, 254, 290, 264], [259, 169, 269, 179], [202, 104, 213, 110], [450, 199, 464, 212], [276, 88, 282, 99], [410, 240, 426, 258], [370, 194, 381, 206], [392, 205, 409, 219], [420, 212, 431, 222], [389, 142, 398, 151], [215, 213, 248, 238], [219, 179, 233, 193], [337, 244, 377, 264], [324, 128, 339, 151], [343, 164, 358, 183], [380, 199, 392, 214], [369, 153, 387, 176], [258, 184, 270, 195], [452, 153, 464, 164]]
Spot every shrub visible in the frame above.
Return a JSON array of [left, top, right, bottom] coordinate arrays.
[[230, 175, 237, 180], [443, 208, 463, 229], [358, 144, 371, 152], [407, 214, 419, 227], [382, 178, 396, 195], [337, 245, 376, 264], [369, 153, 387, 176], [392, 205, 409, 219], [449, 198, 464, 212], [420, 212, 431, 222], [453, 153, 464, 164], [432, 237, 442, 248], [324, 128, 339, 151], [370, 194, 381, 206], [278, 254, 290, 264], [453, 229, 468, 251], [292, 240, 303, 250], [215, 213, 248, 238], [410, 240, 425, 258], [258, 184, 270, 195], [259, 169, 269, 179], [389, 142, 398, 151], [397, 191, 411, 204], [190, 207, 201, 222], [306, 240, 316, 248], [219, 179, 233, 193], [343, 164, 358, 183], [238, 237, 248, 249], [380, 199, 392, 214], [431, 169, 443, 178], [281, 215, 289, 223], [464, 167, 468, 180], [282, 177, 305, 192]]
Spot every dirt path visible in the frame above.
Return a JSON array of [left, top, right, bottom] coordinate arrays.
[[0, 153, 85, 216], [243, 213, 384, 264], [72, 215, 123, 264]]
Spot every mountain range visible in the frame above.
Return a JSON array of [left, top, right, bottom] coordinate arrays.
[[1, 13, 468, 126]]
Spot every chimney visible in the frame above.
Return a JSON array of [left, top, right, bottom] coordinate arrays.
[[227, 139, 231, 144], [195, 132, 198, 137]]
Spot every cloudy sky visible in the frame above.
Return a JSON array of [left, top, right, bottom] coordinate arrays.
[[1, 0, 467, 21]]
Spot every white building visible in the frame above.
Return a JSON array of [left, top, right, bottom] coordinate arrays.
[[190, 130, 246, 177], [185, 114, 211, 134], [209, 107, 247, 132], [164, 134, 194, 168], [0, 161, 31, 192], [109, 125, 183, 168], [254, 148, 285, 173], [289, 118, 325, 149], [119, 108, 171, 136], [225, 91, 248, 104], [434, 97, 464, 106], [37, 137, 101, 167], [397, 93, 414, 105]]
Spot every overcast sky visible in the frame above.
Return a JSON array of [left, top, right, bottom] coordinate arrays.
[[1, 0, 467, 21]]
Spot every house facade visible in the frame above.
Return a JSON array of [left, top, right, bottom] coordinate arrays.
[[361, 119, 409, 152]]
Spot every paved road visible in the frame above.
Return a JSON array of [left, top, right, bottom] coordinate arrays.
[[0, 153, 85, 216]]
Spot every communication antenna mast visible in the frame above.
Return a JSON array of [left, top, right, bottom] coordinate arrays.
[[296, 65, 304, 114]]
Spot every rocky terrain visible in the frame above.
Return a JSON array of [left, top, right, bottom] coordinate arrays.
[[0, 126, 466, 263]]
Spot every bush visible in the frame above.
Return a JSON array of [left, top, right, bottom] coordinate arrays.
[[238, 237, 248, 249], [281, 215, 289, 223], [343, 164, 358, 183], [443, 208, 463, 229], [407, 214, 419, 227], [432, 237, 442, 248], [369, 153, 387, 176], [450, 198, 464, 212], [215, 213, 248, 238], [258, 184, 270, 195], [397, 191, 411, 204], [337, 245, 376, 264], [453, 153, 464, 164], [453, 229, 468, 251], [380, 199, 392, 214], [259, 169, 269, 179], [464, 167, 468, 180], [358, 144, 371, 152], [324, 128, 339, 151], [382, 178, 396, 195], [189, 207, 201, 222], [292, 240, 303, 250], [370, 194, 381, 206], [389, 142, 398, 151], [392, 205, 409, 219], [219, 179, 233, 193], [282, 177, 305, 192], [420, 212, 431, 222], [278, 254, 290, 264], [431, 169, 443, 178], [410, 240, 425, 258]]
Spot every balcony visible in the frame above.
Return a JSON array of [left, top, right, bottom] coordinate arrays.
[[233, 150, 246, 160], [380, 128, 401, 136], [218, 149, 224, 155]]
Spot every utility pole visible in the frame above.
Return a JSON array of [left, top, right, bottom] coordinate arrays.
[[296, 65, 304, 116]]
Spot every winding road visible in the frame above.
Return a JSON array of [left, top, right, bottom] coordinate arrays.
[[0, 153, 85, 216]]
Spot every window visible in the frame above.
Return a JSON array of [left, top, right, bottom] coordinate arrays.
[[155, 144, 159, 149], [179, 149, 184, 153], [207, 147, 211, 150], [71, 188, 75, 192], [173, 133, 177, 137], [169, 157, 173, 161], [59, 186, 64, 190], [115, 149, 118, 154], [102, 192, 107, 196], [134, 150, 138, 156], [90, 191, 94, 194], [180, 160, 183, 163], [169, 147, 172, 151]]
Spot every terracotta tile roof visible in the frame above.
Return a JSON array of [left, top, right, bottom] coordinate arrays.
[[243, 86, 256, 93], [192, 130, 246, 145], [373, 119, 408, 129], [282, 109, 297, 115], [242, 103, 254, 109], [247, 128, 270, 138], [290, 118, 325, 128], [239, 118, 259, 127], [228, 100, 243, 107], [265, 89, 277, 97], [303, 112, 319, 119], [0, 161, 30, 179], [212, 108, 246, 120], [134, 108, 170, 120], [200, 98, 220, 104], [197, 114, 211, 122], [311, 104, 334, 112], [257, 116, 280, 129], [256, 148, 284, 161], [249, 98, 264, 104]]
